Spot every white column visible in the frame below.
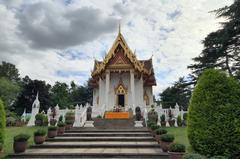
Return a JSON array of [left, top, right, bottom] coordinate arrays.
[[130, 70, 135, 111], [105, 70, 110, 110]]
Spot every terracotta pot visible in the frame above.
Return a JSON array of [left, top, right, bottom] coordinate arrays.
[[35, 120, 42, 126], [161, 121, 166, 127], [168, 152, 185, 159], [65, 124, 72, 130], [13, 141, 27, 153], [160, 141, 172, 152], [152, 130, 157, 137], [15, 121, 24, 127], [50, 119, 57, 126], [34, 136, 45, 144], [57, 126, 65, 135], [48, 130, 57, 138], [155, 134, 161, 143], [168, 120, 175, 127]]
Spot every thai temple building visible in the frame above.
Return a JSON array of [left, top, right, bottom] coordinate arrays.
[[90, 29, 156, 112]]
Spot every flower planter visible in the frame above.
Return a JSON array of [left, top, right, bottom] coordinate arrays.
[[168, 152, 185, 159], [57, 126, 65, 135], [65, 124, 72, 130], [34, 136, 45, 144], [160, 141, 172, 152], [48, 130, 57, 138], [161, 121, 166, 127], [13, 141, 27, 153], [34, 120, 42, 126], [50, 119, 57, 126], [168, 120, 175, 127], [155, 134, 161, 143]]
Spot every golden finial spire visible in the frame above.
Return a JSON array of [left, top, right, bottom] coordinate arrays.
[[118, 20, 121, 34]]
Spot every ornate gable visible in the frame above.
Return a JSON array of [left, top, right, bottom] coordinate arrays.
[[91, 32, 151, 76]]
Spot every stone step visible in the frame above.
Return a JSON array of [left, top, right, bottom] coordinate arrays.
[[58, 133, 151, 137], [31, 141, 160, 148], [66, 129, 149, 133], [46, 136, 155, 142], [9, 148, 168, 159]]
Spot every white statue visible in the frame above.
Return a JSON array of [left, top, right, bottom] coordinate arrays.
[[27, 92, 40, 126]]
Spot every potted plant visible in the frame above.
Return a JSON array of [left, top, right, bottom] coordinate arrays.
[[57, 121, 65, 135], [147, 105, 158, 124], [34, 129, 46, 144], [43, 115, 48, 126], [65, 120, 74, 130], [95, 115, 102, 122], [35, 113, 44, 126], [155, 128, 168, 143], [160, 114, 166, 127], [147, 120, 154, 129], [169, 143, 186, 159], [168, 110, 175, 127], [13, 133, 30, 153], [65, 111, 75, 121], [160, 134, 175, 152], [177, 115, 182, 127], [48, 126, 58, 138], [150, 124, 160, 136]]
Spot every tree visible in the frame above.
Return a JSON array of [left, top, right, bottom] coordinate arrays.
[[14, 79, 52, 114], [51, 82, 70, 109], [0, 77, 21, 110], [188, 69, 240, 158], [0, 61, 20, 83], [159, 77, 191, 110], [0, 98, 6, 145], [188, 0, 240, 83], [70, 79, 93, 106]]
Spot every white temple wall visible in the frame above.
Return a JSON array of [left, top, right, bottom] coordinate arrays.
[[134, 77, 144, 107], [144, 86, 154, 105], [99, 78, 105, 107], [92, 88, 99, 106]]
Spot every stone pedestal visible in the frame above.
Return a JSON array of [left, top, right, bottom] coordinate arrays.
[[84, 121, 94, 127], [134, 121, 143, 127]]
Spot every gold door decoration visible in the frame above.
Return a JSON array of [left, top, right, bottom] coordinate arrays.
[[115, 81, 128, 106], [144, 91, 149, 105]]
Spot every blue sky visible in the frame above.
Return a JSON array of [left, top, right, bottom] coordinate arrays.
[[0, 0, 233, 96]]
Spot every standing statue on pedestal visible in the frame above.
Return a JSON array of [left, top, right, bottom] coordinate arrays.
[[84, 106, 94, 127], [27, 92, 40, 126]]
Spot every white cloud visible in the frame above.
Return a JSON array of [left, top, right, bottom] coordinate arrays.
[[0, 0, 233, 97]]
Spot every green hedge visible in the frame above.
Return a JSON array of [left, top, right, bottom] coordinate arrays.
[[0, 98, 6, 145], [187, 69, 240, 157]]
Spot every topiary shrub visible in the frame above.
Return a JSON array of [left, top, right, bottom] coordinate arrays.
[[135, 106, 141, 121], [177, 115, 182, 127], [0, 99, 6, 146], [169, 143, 186, 152], [188, 69, 240, 157], [160, 134, 175, 142]]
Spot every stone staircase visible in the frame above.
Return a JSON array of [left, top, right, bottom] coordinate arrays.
[[9, 128, 168, 159]]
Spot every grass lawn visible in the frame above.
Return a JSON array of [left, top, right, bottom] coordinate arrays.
[[0, 126, 190, 158], [165, 127, 191, 152], [0, 126, 47, 159]]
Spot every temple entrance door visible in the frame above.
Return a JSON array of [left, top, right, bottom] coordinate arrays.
[[118, 94, 125, 107]]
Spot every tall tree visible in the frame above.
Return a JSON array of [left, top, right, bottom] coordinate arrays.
[[188, 0, 240, 83], [159, 77, 191, 110], [0, 77, 20, 110], [14, 79, 52, 114], [0, 61, 20, 83], [51, 82, 70, 109]]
